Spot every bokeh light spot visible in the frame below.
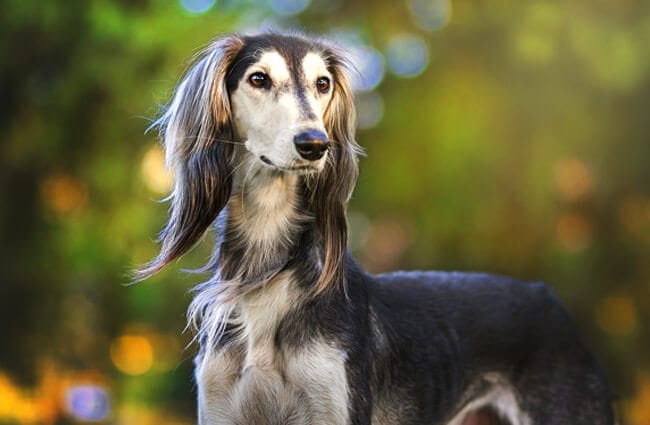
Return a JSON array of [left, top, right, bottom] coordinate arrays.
[[595, 296, 638, 335], [408, 0, 451, 31], [110, 335, 154, 376], [626, 373, 650, 425], [514, 2, 561, 64], [385, 35, 429, 78], [65, 385, 110, 421], [268, 0, 310, 16], [41, 173, 88, 218], [571, 24, 644, 92], [554, 157, 592, 202], [179, 0, 216, 14], [348, 46, 385, 92], [356, 91, 384, 130], [141, 145, 172, 194]]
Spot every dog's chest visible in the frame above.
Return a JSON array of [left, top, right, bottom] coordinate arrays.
[[195, 275, 350, 425]]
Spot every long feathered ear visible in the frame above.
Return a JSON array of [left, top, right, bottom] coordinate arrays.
[[308, 49, 361, 295], [136, 35, 244, 281]]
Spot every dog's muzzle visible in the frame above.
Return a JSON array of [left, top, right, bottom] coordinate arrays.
[[293, 130, 329, 161]]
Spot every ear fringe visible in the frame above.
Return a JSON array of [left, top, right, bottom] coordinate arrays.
[[134, 36, 244, 282]]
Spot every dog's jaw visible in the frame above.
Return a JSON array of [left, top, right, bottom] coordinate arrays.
[[258, 153, 325, 174]]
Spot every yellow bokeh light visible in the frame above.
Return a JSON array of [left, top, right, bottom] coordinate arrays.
[[595, 295, 638, 335], [554, 157, 593, 202], [0, 369, 56, 423], [41, 173, 88, 217], [626, 372, 650, 425], [141, 144, 172, 194], [110, 335, 154, 376]]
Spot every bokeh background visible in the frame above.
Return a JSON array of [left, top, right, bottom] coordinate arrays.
[[1, 0, 649, 423]]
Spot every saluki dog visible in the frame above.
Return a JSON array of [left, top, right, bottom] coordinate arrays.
[[138, 32, 615, 424]]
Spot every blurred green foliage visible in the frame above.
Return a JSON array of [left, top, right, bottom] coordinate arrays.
[[0, 0, 648, 423]]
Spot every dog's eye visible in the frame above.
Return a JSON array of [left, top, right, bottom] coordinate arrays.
[[316, 76, 330, 93], [248, 72, 270, 89]]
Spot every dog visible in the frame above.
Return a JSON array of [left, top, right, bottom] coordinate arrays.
[[137, 32, 615, 425]]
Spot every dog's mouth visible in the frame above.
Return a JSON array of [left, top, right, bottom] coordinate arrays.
[[259, 155, 320, 174]]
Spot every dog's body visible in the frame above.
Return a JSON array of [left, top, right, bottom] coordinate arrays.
[[140, 32, 615, 424]]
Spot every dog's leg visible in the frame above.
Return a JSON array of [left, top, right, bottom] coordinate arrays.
[[283, 340, 352, 425], [195, 349, 242, 425]]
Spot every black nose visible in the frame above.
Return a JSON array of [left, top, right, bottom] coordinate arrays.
[[293, 130, 329, 161]]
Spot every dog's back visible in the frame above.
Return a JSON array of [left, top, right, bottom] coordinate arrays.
[[367, 270, 615, 424]]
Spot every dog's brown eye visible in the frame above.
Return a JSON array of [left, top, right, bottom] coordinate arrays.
[[249, 72, 270, 89], [316, 76, 330, 93]]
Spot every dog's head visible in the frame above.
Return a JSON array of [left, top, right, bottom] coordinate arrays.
[[137, 32, 359, 290], [228, 34, 342, 172]]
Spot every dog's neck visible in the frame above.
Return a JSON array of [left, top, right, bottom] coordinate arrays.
[[195, 156, 318, 363], [217, 155, 317, 287]]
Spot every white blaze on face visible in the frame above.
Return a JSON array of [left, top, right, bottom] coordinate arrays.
[[230, 49, 333, 170], [302, 52, 333, 120]]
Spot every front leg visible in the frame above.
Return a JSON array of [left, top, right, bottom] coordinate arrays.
[[196, 347, 316, 425], [195, 348, 243, 425], [283, 340, 371, 425]]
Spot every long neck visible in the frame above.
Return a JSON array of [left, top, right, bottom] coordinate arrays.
[[216, 157, 319, 288]]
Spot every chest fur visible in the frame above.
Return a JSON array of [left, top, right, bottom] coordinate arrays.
[[195, 275, 350, 425]]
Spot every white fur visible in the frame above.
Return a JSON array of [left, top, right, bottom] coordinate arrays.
[[445, 374, 532, 425], [195, 272, 349, 425], [239, 271, 302, 369], [302, 52, 333, 120], [284, 340, 350, 425]]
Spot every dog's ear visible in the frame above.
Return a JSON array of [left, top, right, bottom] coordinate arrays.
[[309, 50, 361, 295], [136, 35, 244, 281]]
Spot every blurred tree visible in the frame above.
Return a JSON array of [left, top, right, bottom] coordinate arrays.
[[0, 0, 648, 423]]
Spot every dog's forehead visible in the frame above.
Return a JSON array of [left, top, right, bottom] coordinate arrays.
[[256, 51, 291, 81], [226, 34, 329, 90]]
